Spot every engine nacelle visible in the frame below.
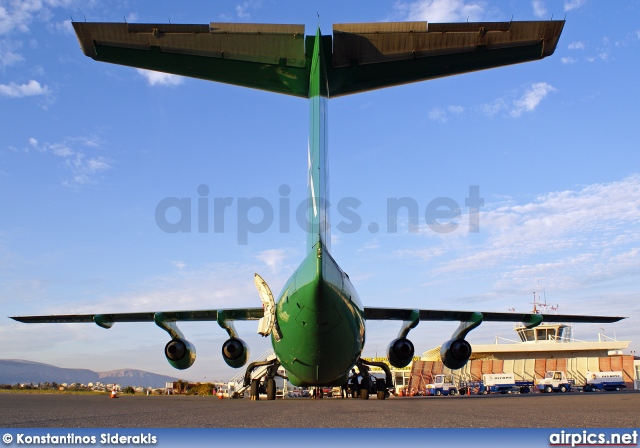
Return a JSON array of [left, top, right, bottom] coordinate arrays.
[[222, 337, 249, 368], [387, 337, 415, 368], [440, 338, 472, 370], [164, 338, 196, 370]]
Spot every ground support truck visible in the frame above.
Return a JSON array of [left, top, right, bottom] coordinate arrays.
[[583, 371, 626, 392], [425, 374, 459, 396], [459, 373, 533, 395], [537, 371, 573, 393]]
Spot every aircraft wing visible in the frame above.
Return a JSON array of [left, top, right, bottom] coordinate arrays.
[[10, 308, 264, 325], [72, 20, 564, 98], [364, 307, 625, 324]]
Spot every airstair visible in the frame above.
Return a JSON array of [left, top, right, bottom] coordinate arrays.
[[228, 349, 277, 397]]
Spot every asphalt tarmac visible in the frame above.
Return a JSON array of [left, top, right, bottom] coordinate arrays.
[[1, 391, 639, 428]]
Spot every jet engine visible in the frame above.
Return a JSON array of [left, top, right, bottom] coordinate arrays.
[[164, 338, 196, 370], [222, 337, 249, 368], [387, 337, 415, 368], [440, 338, 472, 370]]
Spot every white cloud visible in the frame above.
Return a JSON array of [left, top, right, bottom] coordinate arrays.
[[0, 79, 48, 98], [568, 41, 585, 50], [171, 261, 187, 270], [430, 175, 640, 290], [395, 0, 486, 22], [235, 0, 263, 20], [481, 97, 507, 117], [510, 82, 555, 118], [27, 136, 112, 187], [428, 107, 448, 123], [428, 105, 464, 122], [136, 69, 184, 87], [0, 39, 24, 67], [532, 0, 547, 18], [126, 12, 138, 23], [255, 249, 289, 274], [55, 19, 74, 35], [561, 57, 577, 64], [0, 0, 77, 35], [564, 0, 586, 11]]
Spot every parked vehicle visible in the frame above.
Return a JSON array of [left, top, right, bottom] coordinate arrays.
[[426, 374, 458, 396], [458, 374, 533, 395], [537, 371, 573, 393], [583, 371, 626, 392]]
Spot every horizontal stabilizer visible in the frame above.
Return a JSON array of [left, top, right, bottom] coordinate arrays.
[[73, 22, 309, 97], [72, 20, 564, 98], [329, 20, 564, 96]]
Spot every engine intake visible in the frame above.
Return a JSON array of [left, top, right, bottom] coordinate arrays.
[[164, 338, 196, 370], [440, 338, 472, 370], [222, 337, 249, 368], [387, 337, 415, 368]]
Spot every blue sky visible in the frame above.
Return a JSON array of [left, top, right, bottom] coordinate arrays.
[[1, 0, 639, 383]]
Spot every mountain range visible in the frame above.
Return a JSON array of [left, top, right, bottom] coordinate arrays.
[[0, 359, 185, 388]]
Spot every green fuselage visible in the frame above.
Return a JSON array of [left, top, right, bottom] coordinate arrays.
[[270, 30, 365, 386], [272, 243, 365, 386]]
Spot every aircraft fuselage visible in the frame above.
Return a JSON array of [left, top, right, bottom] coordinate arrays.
[[272, 242, 365, 386]]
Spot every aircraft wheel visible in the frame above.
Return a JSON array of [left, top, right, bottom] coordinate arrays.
[[266, 378, 276, 400], [360, 388, 370, 400], [377, 390, 386, 400], [250, 379, 260, 400]]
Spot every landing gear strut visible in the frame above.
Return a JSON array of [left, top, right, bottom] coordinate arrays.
[[354, 358, 394, 400], [244, 358, 282, 400]]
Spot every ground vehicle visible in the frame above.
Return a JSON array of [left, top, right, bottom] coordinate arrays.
[[426, 374, 458, 396], [583, 371, 626, 392], [459, 374, 533, 395], [481, 373, 533, 394], [537, 371, 573, 393]]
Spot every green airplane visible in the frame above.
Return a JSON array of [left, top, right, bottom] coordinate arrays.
[[12, 20, 625, 399]]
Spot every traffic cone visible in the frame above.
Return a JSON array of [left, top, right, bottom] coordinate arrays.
[[110, 388, 118, 398]]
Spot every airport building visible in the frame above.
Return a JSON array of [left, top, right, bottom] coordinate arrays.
[[405, 321, 639, 394]]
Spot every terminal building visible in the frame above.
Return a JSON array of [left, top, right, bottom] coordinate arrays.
[[402, 320, 639, 394]]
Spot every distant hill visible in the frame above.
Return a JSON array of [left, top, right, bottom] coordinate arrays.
[[0, 359, 184, 388]]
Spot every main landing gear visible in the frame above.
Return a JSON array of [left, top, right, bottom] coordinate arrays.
[[244, 358, 282, 400]]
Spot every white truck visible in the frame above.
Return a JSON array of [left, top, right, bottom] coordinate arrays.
[[426, 374, 458, 396], [583, 371, 626, 392], [480, 373, 530, 394], [537, 370, 573, 393]]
